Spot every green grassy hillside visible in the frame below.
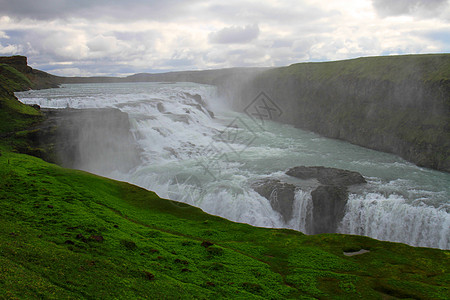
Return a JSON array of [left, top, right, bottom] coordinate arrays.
[[0, 63, 33, 92], [0, 57, 449, 299], [1, 143, 449, 299], [0, 64, 42, 135], [278, 54, 450, 82]]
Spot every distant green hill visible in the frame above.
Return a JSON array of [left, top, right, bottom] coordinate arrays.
[[0, 56, 449, 299]]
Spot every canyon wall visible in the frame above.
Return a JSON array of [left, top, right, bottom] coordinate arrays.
[[232, 54, 450, 172]]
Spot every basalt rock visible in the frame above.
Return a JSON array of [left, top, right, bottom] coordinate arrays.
[[233, 54, 450, 172], [0, 55, 60, 89], [310, 185, 348, 234], [252, 179, 296, 222], [245, 166, 366, 234], [0, 56, 30, 73], [286, 166, 366, 186]]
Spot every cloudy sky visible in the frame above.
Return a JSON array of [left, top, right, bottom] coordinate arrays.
[[0, 0, 449, 76]]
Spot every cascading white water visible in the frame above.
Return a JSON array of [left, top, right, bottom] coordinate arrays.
[[287, 189, 313, 233], [16, 82, 450, 249], [340, 193, 449, 249]]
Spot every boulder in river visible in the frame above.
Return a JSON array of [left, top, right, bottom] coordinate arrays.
[[285, 166, 366, 234], [252, 179, 296, 223], [310, 185, 348, 234], [286, 166, 366, 186]]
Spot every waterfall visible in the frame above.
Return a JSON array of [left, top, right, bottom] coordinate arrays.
[[16, 82, 450, 249], [339, 193, 449, 249], [288, 189, 313, 233]]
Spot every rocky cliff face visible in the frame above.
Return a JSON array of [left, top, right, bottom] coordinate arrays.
[[3, 54, 448, 171], [233, 54, 450, 172], [0, 55, 60, 90], [20, 108, 141, 175], [0, 56, 31, 73]]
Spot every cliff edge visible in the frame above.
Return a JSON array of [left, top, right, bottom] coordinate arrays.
[[0, 55, 59, 90]]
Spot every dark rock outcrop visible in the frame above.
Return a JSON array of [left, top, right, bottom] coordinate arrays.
[[0, 56, 30, 73], [242, 166, 367, 234], [285, 166, 365, 234], [286, 166, 366, 234], [310, 185, 348, 234], [286, 166, 366, 186], [251, 166, 366, 233], [252, 179, 296, 222]]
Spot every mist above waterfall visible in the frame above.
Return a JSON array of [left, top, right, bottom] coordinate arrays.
[[47, 108, 142, 175]]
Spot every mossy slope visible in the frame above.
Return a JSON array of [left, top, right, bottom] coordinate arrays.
[[0, 56, 60, 90], [1, 147, 449, 299], [0, 64, 42, 134]]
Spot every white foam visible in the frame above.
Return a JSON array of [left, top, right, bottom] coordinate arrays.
[[287, 189, 313, 233], [339, 193, 449, 249]]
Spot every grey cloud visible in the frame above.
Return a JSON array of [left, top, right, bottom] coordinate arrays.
[[372, 0, 448, 18], [1, 0, 448, 77], [42, 61, 146, 77], [206, 2, 331, 25], [209, 24, 259, 44], [87, 35, 117, 52], [113, 31, 160, 42], [271, 39, 293, 48], [0, 0, 199, 21], [205, 46, 269, 68]]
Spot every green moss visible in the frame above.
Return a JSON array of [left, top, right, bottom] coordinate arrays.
[[0, 146, 448, 298], [0, 63, 32, 92], [120, 239, 138, 251], [0, 62, 42, 134], [0, 92, 42, 134], [277, 54, 450, 83]]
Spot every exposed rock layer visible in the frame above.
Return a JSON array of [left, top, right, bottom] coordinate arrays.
[[22, 108, 141, 174], [286, 166, 366, 186], [252, 179, 296, 223], [310, 185, 348, 234], [0, 55, 59, 89]]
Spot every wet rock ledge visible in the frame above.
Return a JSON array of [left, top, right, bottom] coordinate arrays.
[[252, 166, 366, 234]]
